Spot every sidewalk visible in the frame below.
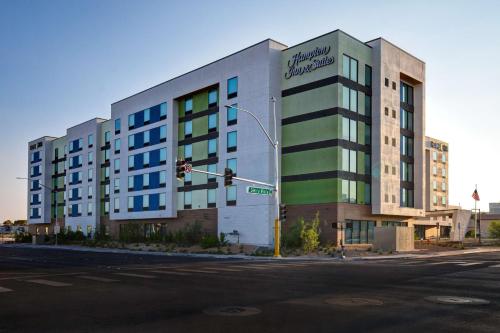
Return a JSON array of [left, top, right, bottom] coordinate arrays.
[[4, 243, 500, 261]]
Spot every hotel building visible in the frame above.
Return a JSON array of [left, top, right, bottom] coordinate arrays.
[[26, 29, 446, 246]]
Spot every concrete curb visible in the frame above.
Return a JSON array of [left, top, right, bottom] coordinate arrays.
[[3, 243, 500, 261]]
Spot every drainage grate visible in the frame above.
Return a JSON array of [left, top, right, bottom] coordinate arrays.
[[424, 296, 490, 305], [203, 306, 262, 317], [325, 297, 384, 306]]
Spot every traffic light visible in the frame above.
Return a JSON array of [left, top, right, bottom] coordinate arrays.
[[279, 204, 287, 222], [176, 159, 186, 180], [224, 168, 234, 187]]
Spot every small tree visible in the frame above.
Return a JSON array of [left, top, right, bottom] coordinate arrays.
[[300, 212, 321, 253], [13, 220, 27, 226], [488, 221, 500, 239], [3, 220, 13, 226]]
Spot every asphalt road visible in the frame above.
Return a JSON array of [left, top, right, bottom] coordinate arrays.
[[1, 246, 500, 333]]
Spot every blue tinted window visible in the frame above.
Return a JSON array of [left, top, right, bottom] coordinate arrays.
[[227, 104, 237, 124], [227, 158, 237, 174], [160, 103, 167, 118], [185, 98, 193, 113], [207, 113, 217, 130], [227, 131, 237, 149], [208, 89, 218, 106], [184, 145, 192, 159], [227, 77, 238, 99], [115, 119, 121, 132], [208, 139, 217, 154]]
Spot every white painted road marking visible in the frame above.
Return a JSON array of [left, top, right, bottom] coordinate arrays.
[[0, 286, 13, 293], [175, 268, 219, 274], [150, 270, 191, 276], [425, 261, 468, 266], [114, 273, 157, 279], [25, 279, 72, 287], [457, 262, 483, 267], [78, 275, 118, 282]]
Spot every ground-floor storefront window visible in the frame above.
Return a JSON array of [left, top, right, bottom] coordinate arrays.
[[345, 220, 375, 244]]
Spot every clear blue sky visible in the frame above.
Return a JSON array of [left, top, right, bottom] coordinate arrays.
[[1, 0, 499, 221]]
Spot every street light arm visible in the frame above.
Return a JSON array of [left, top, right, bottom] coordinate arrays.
[[224, 105, 276, 147], [16, 177, 53, 191]]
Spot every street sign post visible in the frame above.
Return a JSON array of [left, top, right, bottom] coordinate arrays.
[[246, 186, 273, 196]]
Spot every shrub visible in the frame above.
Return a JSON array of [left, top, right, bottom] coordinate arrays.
[[183, 222, 203, 245], [200, 234, 219, 249], [15, 232, 32, 243], [282, 219, 304, 249], [488, 221, 500, 239], [300, 212, 321, 253]]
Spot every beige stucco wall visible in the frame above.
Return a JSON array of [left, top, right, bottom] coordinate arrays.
[[367, 38, 425, 218]]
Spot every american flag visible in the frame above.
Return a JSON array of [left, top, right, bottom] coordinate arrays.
[[472, 189, 480, 201]]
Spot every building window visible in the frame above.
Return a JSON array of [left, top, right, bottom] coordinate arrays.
[[88, 168, 93, 181], [144, 130, 150, 145], [159, 193, 166, 209], [342, 54, 358, 82], [88, 185, 93, 198], [442, 154, 446, 163], [365, 65, 372, 87], [143, 194, 149, 210], [364, 95, 371, 117], [159, 171, 166, 186], [160, 125, 167, 141], [115, 118, 121, 134], [392, 109, 396, 119], [115, 138, 121, 153], [227, 158, 237, 176], [208, 189, 216, 208], [401, 135, 413, 157], [227, 103, 237, 126], [128, 156, 134, 170], [128, 114, 135, 128], [87, 202, 93, 216], [342, 117, 357, 143], [401, 161, 414, 182], [226, 185, 237, 205], [104, 131, 111, 144], [184, 191, 192, 209], [433, 195, 438, 205], [442, 168, 446, 178], [392, 138, 396, 147], [392, 81, 396, 90], [128, 176, 134, 190], [208, 138, 217, 157], [227, 77, 238, 99], [184, 171, 192, 184], [365, 153, 371, 175], [184, 144, 192, 160], [114, 198, 119, 213], [208, 164, 217, 182], [143, 173, 150, 189], [128, 196, 133, 211], [185, 98, 193, 114], [114, 178, 120, 193], [442, 196, 447, 205], [88, 134, 93, 147], [401, 188, 414, 208], [208, 89, 218, 107], [114, 158, 120, 173], [208, 114, 217, 132], [128, 135, 135, 149], [385, 78, 389, 87], [442, 182, 446, 191], [184, 120, 192, 138], [433, 166, 437, 175], [384, 136, 389, 145], [365, 124, 371, 145], [400, 82, 414, 105], [143, 151, 150, 167], [341, 149, 357, 173], [144, 109, 150, 124], [159, 148, 166, 163], [160, 103, 167, 119], [364, 183, 371, 204], [342, 86, 357, 112], [433, 180, 437, 190], [345, 220, 375, 244], [341, 179, 357, 203], [227, 131, 237, 152]]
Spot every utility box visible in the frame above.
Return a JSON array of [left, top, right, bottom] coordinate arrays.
[[373, 226, 414, 252]]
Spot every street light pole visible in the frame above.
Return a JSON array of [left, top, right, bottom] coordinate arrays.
[[16, 177, 58, 245], [224, 97, 281, 257]]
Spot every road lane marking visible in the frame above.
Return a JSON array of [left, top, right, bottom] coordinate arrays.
[[114, 273, 157, 279], [0, 286, 13, 293], [25, 279, 72, 287], [150, 270, 191, 276], [77, 275, 118, 282], [457, 262, 483, 266], [425, 261, 468, 265], [175, 268, 219, 274], [202, 267, 242, 272]]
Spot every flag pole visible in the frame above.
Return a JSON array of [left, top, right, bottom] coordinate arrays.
[[474, 184, 477, 240]]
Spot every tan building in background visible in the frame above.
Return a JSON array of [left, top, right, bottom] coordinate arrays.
[[425, 136, 449, 211]]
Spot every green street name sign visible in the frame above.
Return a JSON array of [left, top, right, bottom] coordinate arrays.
[[246, 186, 273, 196]]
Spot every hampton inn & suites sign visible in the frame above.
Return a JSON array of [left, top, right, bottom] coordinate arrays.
[[285, 45, 335, 79]]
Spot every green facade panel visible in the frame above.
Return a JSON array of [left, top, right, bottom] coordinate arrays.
[[282, 85, 339, 119], [282, 178, 341, 205], [282, 115, 340, 148], [282, 147, 341, 176]]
